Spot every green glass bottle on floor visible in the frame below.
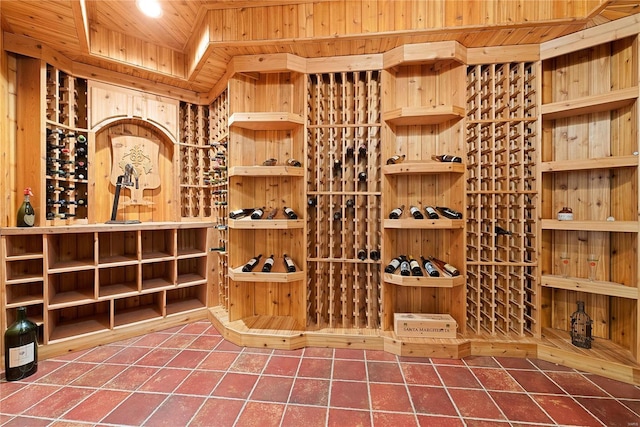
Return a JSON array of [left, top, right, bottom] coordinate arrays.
[[4, 307, 38, 381], [17, 187, 35, 227]]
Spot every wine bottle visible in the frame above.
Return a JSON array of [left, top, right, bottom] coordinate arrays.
[[307, 197, 317, 207], [369, 248, 381, 261], [333, 159, 342, 173], [210, 246, 226, 252], [386, 154, 406, 165], [75, 147, 87, 156], [242, 254, 262, 272], [389, 204, 404, 219], [214, 201, 227, 206], [251, 207, 265, 219], [76, 134, 87, 144], [286, 158, 302, 167], [216, 224, 228, 230], [266, 208, 278, 219], [346, 145, 355, 158], [229, 208, 254, 219], [17, 188, 35, 227], [358, 171, 367, 182], [428, 256, 460, 277], [384, 257, 401, 273], [431, 154, 462, 163], [400, 256, 411, 276], [333, 211, 342, 221], [420, 256, 440, 277], [346, 199, 355, 209], [409, 256, 423, 276], [358, 142, 367, 158], [495, 225, 512, 236], [424, 206, 439, 219], [283, 206, 298, 219], [283, 254, 296, 272], [436, 206, 463, 219], [410, 206, 424, 219], [262, 158, 277, 166], [357, 249, 367, 261], [4, 307, 38, 381], [262, 254, 275, 272]]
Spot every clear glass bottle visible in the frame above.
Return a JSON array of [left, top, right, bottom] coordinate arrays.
[[570, 301, 593, 349]]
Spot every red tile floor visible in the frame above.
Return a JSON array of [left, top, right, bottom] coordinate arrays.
[[1, 320, 640, 426]]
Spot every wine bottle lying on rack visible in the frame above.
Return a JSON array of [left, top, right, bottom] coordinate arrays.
[[384, 256, 402, 273], [286, 158, 302, 167], [421, 256, 440, 277], [283, 254, 296, 272], [410, 206, 424, 219], [424, 206, 439, 219], [262, 254, 275, 272], [428, 256, 460, 276], [283, 206, 298, 219], [242, 254, 262, 272], [431, 154, 462, 163], [386, 154, 406, 165], [389, 205, 404, 219], [230, 208, 254, 219], [251, 207, 265, 219], [409, 256, 423, 276], [435, 206, 463, 219], [400, 256, 411, 276]]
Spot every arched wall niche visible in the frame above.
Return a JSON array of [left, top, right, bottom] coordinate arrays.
[[93, 118, 179, 223]]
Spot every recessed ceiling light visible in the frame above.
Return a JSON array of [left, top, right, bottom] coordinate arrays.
[[136, 0, 163, 18]]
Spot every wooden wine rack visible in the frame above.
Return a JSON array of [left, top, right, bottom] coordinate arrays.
[[465, 62, 539, 337], [306, 71, 382, 330]]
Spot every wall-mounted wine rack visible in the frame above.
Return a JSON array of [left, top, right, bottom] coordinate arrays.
[[306, 71, 382, 329], [465, 62, 538, 337], [45, 64, 90, 224]]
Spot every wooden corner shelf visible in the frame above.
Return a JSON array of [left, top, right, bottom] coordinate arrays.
[[541, 275, 639, 299], [229, 218, 305, 229], [382, 41, 467, 68], [541, 219, 639, 232], [384, 273, 465, 288], [229, 166, 305, 177], [383, 218, 465, 229], [540, 155, 638, 172], [228, 112, 304, 130], [228, 266, 305, 282], [382, 105, 465, 126], [541, 86, 638, 120], [382, 162, 466, 175]]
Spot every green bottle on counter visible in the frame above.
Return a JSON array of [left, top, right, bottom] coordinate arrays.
[[4, 307, 38, 381], [17, 187, 35, 227]]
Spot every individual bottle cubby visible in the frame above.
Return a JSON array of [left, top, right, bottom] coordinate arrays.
[[141, 261, 175, 291], [5, 281, 44, 307], [466, 61, 538, 337], [46, 233, 95, 271], [141, 229, 175, 260], [48, 301, 110, 343], [177, 257, 207, 286], [48, 270, 96, 307], [114, 293, 163, 328], [177, 228, 208, 257], [98, 265, 139, 298], [4, 234, 43, 258], [98, 230, 138, 265], [5, 259, 44, 282], [167, 285, 207, 315]]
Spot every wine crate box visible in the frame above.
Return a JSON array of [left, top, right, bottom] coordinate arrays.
[[394, 313, 457, 338]]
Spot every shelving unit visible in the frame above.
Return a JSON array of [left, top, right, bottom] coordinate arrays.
[[539, 33, 639, 359], [1, 223, 211, 355], [226, 67, 307, 330], [380, 41, 467, 334], [306, 70, 382, 330], [465, 61, 539, 337]]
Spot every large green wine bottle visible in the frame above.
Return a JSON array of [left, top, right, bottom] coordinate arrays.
[[17, 187, 35, 227], [4, 307, 38, 381]]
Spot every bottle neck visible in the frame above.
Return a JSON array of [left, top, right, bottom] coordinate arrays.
[[16, 307, 27, 321], [23, 195, 30, 203]]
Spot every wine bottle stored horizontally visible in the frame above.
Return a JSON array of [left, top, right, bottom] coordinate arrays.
[[333, 211, 342, 221], [384, 257, 401, 273], [17, 188, 35, 227], [424, 206, 439, 219], [400, 256, 411, 276], [262, 254, 275, 272], [436, 206, 463, 219], [357, 171, 367, 182], [410, 206, 424, 219], [358, 142, 367, 158], [420, 256, 440, 277], [389, 204, 404, 219], [283, 206, 298, 219], [4, 307, 38, 381], [386, 154, 406, 165], [495, 225, 512, 236], [229, 208, 254, 219], [242, 254, 262, 272], [307, 197, 317, 207], [431, 154, 462, 163], [251, 207, 265, 219], [357, 249, 367, 261], [428, 256, 460, 277], [286, 158, 302, 167], [283, 254, 296, 272], [346, 199, 356, 209], [369, 248, 381, 261], [409, 256, 423, 276]]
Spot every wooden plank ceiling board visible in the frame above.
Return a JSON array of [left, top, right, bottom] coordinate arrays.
[[1, 0, 639, 96]]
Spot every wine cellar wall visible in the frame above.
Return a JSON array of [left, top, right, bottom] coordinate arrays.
[[465, 62, 539, 337], [306, 71, 382, 329]]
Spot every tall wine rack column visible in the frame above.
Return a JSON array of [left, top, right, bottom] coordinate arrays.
[[209, 90, 229, 310], [465, 62, 538, 337], [45, 64, 90, 224], [306, 71, 382, 329], [381, 42, 467, 333]]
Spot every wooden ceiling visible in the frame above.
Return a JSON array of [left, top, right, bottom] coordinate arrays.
[[2, 0, 640, 98]]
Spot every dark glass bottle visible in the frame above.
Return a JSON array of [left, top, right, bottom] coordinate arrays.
[[286, 158, 302, 167], [369, 248, 381, 261], [283, 206, 298, 219], [262, 254, 275, 272], [333, 211, 342, 221], [358, 142, 367, 158], [17, 188, 35, 227], [229, 208, 254, 219], [431, 154, 462, 163], [346, 199, 355, 209], [421, 256, 440, 277], [386, 154, 406, 165], [357, 249, 367, 261], [409, 256, 423, 276], [400, 256, 411, 276], [436, 206, 463, 219], [410, 206, 424, 219], [358, 171, 367, 182], [4, 307, 38, 381], [429, 256, 460, 277], [307, 197, 317, 207], [242, 254, 262, 272], [251, 207, 265, 219], [424, 206, 439, 219], [495, 225, 512, 236], [389, 204, 404, 219], [283, 254, 296, 272], [384, 257, 401, 273]]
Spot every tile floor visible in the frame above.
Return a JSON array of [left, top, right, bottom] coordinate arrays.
[[1, 320, 640, 426]]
